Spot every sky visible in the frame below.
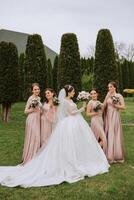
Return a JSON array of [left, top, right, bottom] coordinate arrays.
[[0, 0, 134, 56]]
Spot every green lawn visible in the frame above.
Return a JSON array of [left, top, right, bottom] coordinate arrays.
[[0, 98, 134, 200]]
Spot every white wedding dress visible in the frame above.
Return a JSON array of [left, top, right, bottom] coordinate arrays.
[[0, 98, 110, 188]]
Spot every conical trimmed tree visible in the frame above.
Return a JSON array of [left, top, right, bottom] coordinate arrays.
[[52, 56, 58, 93], [93, 29, 118, 101], [58, 33, 81, 94], [0, 41, 19, 122], [24, 34, 47, 100]]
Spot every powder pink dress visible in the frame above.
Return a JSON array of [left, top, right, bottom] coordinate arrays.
[[104, 93, 125, 163], [22, 95, 42, 164], [41, 103, 56, 146], [87, 100, 107, 152]]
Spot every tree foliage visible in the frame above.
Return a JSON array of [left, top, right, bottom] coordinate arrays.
[[46, 58, 53, 88], [52, 56, 58, 93], [0, 41, 19, 121], [24, 34, 47, 100], [93, 29, 118, 101], [18, 53, 25, 100], [58, 33, 81, 94]]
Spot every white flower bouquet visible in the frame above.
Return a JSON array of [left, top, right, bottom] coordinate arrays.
[[93, 101, 102, 112], [111, 96, 120, 104], [29, 99, 39, 108], [77, 91, 90, 102], [52, 96, 60, 106]]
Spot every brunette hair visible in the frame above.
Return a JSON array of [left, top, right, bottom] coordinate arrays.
[[90, 88, 99, 94], [44, 88, 56, 103], [25, 83, 40, 101], [64, 85, 74, 97], [31, 83, 40, 91], [108, 81, 118, 92]]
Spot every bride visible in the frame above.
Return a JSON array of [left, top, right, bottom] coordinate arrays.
[[0, 85, 110, 188]]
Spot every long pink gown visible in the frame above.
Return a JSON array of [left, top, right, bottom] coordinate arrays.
[[41, 103, 56, 146], [87, 100, 107, 152], [22, 95, 42, 164], [104, 93, 125, 163]]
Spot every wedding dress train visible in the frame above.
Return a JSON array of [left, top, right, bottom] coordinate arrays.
[[0, 99, 109, 187]]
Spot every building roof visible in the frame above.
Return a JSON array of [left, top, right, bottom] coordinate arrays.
[[0, 29, 57, 64]]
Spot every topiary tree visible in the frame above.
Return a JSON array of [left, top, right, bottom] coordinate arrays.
[[46, 58, 53, 88], [93, 29, 118, 101], [52, 56, 58, 93], [80, 57, 87, 75], [0, 41, 19, 122], [58, 33, 81, 94], [24, 34, 47, 100]]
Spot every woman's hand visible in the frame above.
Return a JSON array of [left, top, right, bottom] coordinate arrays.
[[113, 104, 118, 108], [33, 107, 41, 112], [113, 103, 125, 110], [92, 111, 99, 116]]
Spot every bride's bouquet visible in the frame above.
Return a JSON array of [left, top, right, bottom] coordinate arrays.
[[52, 96, 60, 106], [77, 91, 90, 102], [29, 98, 39, 108], [111, 96, 120, 104], [93, 101, 102, 112]]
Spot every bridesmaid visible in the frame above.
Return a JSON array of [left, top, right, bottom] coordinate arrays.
[[103, 81, 125, 164], [86, 89, 107, 152], [22, 83, 42, 164], [41, 88, 57, 147]]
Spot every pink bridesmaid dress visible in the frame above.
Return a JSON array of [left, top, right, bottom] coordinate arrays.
[[104, 93, 125, 163], [41, 103, 56, 146], [87, 100, 107, 152], [22, 95, 42, 164]]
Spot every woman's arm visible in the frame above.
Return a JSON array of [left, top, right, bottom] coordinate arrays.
[[86, 102, 99, 117], [66, 101, 86, 115], [103, 92, 110, 109], [114, 94, 126, 110], [24, 98, 39, 114], [24, 104, 34, 114]]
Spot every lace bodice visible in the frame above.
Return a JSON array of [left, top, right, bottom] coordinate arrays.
[[64, 99, 84, 116]]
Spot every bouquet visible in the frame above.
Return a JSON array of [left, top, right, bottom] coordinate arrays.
[[52, 96, 60, 106], [111, 96, 120, 104], [93, 102, 102, 112], [29, 99, 39, 108], [77, 91, 90, 102]]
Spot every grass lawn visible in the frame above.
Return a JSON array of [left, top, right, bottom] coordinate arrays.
[[0, 98, 134, 200]]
